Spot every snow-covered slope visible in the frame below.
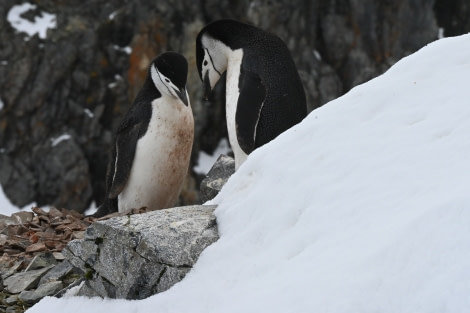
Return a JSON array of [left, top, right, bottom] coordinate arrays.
[[26, 33, 470, 312]]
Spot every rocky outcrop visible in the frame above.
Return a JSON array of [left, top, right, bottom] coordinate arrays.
[[1, 1, 469, 212], [63, 205, 219, 299], [0, 204, 219, 308], [200, 154, 235, 203]]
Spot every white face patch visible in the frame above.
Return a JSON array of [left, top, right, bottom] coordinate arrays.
[[151, 65, 179, 99], [201, 35, 230, 90]]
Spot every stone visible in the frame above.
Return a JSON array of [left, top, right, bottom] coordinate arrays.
[[54, 278, 84, 298], [3, 266, 54, 294], [0, 232, 7, 244], [18, 281, 63, 304], [63, 205, 219, 299], [11, 212, 34, 225], [4, 294, 18, 305], [1, 260, 24, 281], [25, 252, 57, 271], [0, 212, 34, 230], [6, 307, 17, 313], [200, 154, 235, 203], [38, 260, 75, 286]]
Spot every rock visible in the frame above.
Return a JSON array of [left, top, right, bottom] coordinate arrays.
[[1, 260, 24, 280], [200, 154, 235, 203], [63, 205, 219, 299], [6, 306, 17, 313], [38, 260, 75, 285], [3, 294, 18, 305], [10, 212, 34, 225], [18, 281, 63, 304], [25, 252, 57, 272], [0, 234, 7, 246], [54, 278, 84, 298], [0, 212, 34, 229], [52, 252, 65, 261], [3, 266, 54, 294]]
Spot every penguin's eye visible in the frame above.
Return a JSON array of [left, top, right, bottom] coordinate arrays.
[[203, 60, 208, 66]]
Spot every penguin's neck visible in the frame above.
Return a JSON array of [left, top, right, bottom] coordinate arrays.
[[225, 48, 247, 170]]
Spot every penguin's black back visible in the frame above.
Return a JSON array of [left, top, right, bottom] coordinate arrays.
[[197, 19, 307, 148]]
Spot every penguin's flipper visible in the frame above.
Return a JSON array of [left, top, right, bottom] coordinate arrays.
[[236, 69, 266, 154], [108, 122, 142, 199]]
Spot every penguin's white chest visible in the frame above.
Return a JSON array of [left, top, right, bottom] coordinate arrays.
[[118, 98, 194, 212], [225, 49, 247, 169]]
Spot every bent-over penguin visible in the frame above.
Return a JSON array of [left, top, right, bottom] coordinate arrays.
[[93, 52, 194, 218], [196, 19, 307, 170]]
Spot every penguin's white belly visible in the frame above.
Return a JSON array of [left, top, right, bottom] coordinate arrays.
[[118, 98, 194, 212], [225, 49, 247, 170]]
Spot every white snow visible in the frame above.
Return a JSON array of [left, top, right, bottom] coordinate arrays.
[[12, 33, 470, 312], [193, 138, 232, 175], [108, 11, 118, 20], [50, 133, 72, 147], [84, 108, 94, 118], [84, 201, 97, 216], [113, 45, 132, 54], [108, 74, 123, 89], [313, 49, 322, 60], [438, 27, 445, 39], [7, 3, 57, 40]]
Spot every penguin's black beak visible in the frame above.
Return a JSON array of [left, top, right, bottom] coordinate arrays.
[[175, 88, 189, 106], [203, 71, 212, 101]]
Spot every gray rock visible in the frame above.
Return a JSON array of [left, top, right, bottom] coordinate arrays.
[[63, 205, 219, 299], [18, 281, 63, 304], [200, 154, 235, 203], [0, 211, 34, 229], [3, 266, 54, 294], [38, 260, 75, 285], [25, 252, 58, 272], [1, 260, 23, 280], [4, 294, 18, 305], [10, 211, 34, 225], [6, 307, 18, 313], [54, 278, 84, 298]]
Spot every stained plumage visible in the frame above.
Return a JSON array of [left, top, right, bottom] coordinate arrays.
[[93, 52, 194, 218], [196, 19, 307, 169]]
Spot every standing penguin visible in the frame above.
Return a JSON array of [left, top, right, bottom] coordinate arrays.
[[93, 52, 194, 218], [196, 19, 307, 170]]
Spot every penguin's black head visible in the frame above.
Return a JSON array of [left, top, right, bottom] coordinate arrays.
[[150, 52, 189, 106], [196, 22, 236, 100]]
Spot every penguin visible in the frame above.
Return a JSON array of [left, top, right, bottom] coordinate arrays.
[[196, 19, 307, 170], [93, 52, 194, 218]]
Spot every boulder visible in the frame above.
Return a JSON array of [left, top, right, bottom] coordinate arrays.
[[3, 265, 54, 294], [63, 205, 219, 299], [18, 281, 63, 304], [200, 154, 235, 203]]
